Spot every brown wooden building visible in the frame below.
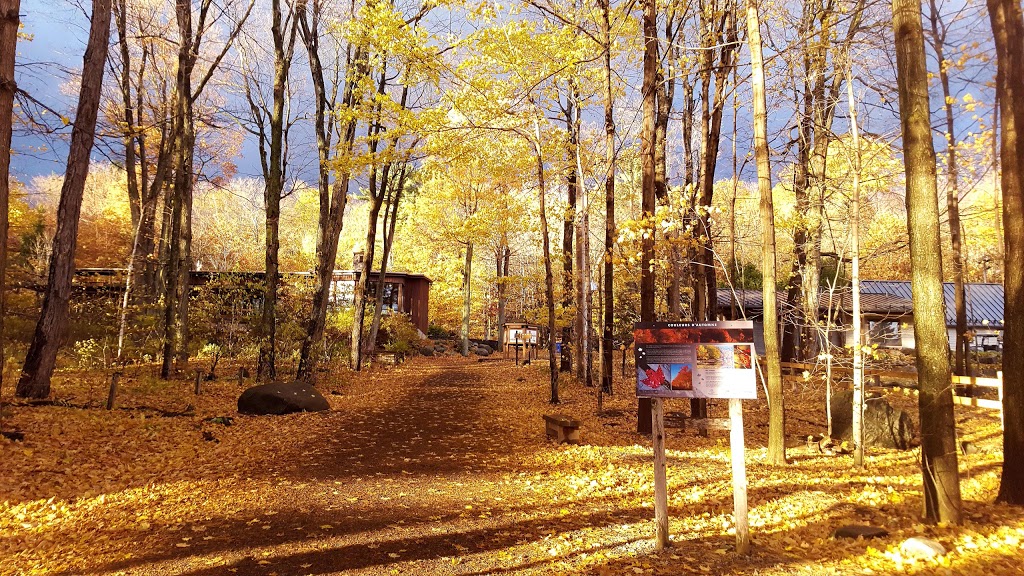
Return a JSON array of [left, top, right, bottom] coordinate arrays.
[[72, 268, 432, 333], [327, 270, 432, 333]]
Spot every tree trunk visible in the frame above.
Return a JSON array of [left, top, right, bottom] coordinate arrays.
[[987, 0, 1024, 506], [461, 242, 473, 356], [294, 5, 359, 380], [350, 185, 385, 370], [534, 119, 559, 404], [0, 0, 19, 393], [17, 0, 112, 398], [367, 168, 406, 355], [638, 0, 657, 433], [600, 0, 615, 395], [496, 242, 509, 350], [562, 93, 577, 374], [257, 0, 296, 382], [848, 75, 865, 468], [893, 0, 962, 523], [746, 0, 786, 465], [927, 0, 968, 375]]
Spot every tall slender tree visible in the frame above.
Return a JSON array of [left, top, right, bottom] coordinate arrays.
[[746, 0, 785, 465], [926, 0, 968, 375], [0, 0, 19, 392], [254, 0, 298, 381], [17, 0, 113, 398], [892, 0, 962, 524], [599, 0, 615, 395], [987, 0, 1024, 506], [160, 0, 252, 379], [295, 0, 360, 381], [637, 0, 657, 434]]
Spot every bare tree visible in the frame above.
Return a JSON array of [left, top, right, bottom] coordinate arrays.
[[295, 0, 359, 381], [17, 0, 113, 398], [250, 0, 299, 381], [160, 0, 252, 379]]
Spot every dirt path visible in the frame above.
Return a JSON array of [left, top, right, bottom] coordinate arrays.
[[1, 356, 1018, 576]]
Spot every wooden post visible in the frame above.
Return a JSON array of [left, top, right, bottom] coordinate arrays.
[[194, 370, 202, 395], [652, 397, 670, 549], [106, 372, 120, 410], [237, 367, 244, 386], [729, 397, 750, 554]]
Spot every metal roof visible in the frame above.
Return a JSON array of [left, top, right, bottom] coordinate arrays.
[[717, 288, 913, 317], [860, 280, 1003, 328]]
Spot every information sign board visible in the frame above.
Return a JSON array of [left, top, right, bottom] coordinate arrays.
[[634, 321, 757, 399]]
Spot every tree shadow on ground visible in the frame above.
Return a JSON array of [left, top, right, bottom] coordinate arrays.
[[64, 477, 877, 575]]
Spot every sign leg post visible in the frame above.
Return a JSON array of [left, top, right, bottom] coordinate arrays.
[[652, 397, 670, 549], [729, 397, 750, 554]]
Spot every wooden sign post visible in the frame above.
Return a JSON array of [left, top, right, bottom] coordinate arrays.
[[729, 397, 750, 554], [637, 321, 755, 554], [652, 398, 669, 549]]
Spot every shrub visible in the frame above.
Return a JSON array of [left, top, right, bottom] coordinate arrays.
[[383, 314, 422, 356]]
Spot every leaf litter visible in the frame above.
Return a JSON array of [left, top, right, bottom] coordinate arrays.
[[0, 356, 1021, 575]]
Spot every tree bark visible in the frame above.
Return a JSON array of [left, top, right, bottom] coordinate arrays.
[[17, 0, 112, 398], [496, 242, 510, 350], [461, 241, 473, 356], [295, 0, 358, 381], [848, 74, 865, 468], [534, 119, 559, 404], [0, 0, 19, 394], [367, 167, 407, 354], [561, 92, 577, 374], [638, 0, 657, 433], [350, 179, 386, 370], [893, 0, 962, 523], [927, 0, 968, 375], [987, 0, 1024, 506], [746, 0, 786, 465], [257, 0, 297, 382], [600, 0, 615, 395]]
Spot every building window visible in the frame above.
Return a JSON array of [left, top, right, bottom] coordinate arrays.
[[868, 320, 901, 347]]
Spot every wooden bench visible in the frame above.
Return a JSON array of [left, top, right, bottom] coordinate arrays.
[[372, 352, 403, 366], [543, 414, 581, 444]]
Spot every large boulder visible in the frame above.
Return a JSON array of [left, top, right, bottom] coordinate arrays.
[[238, 381, 330, 415], [830, 390, 914, 449]]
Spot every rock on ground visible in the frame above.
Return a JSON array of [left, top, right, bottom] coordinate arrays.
[[830, 389, 915, 449], [237, 382, 330, 415], [900, 537, 946, 558], [833, 525, 889, 539]]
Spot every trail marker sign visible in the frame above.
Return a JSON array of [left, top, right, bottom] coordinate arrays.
[[635, 321, 753, 553]]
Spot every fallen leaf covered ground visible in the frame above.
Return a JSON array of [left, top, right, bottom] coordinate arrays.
[[1, 355, 1021, 575]]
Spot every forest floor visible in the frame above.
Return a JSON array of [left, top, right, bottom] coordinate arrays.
[[0, 354, 1021, 576]]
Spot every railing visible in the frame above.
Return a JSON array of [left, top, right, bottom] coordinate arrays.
[[952, 372, 1004, 427], [778, 361, 1004, 427]]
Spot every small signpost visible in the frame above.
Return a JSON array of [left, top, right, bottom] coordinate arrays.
[[634, 321, 755, 554]]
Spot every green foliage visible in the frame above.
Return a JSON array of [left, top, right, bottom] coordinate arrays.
[[427, 323, 454, 339], [72, 339, 107, 369], [382, 314, 423, 355]]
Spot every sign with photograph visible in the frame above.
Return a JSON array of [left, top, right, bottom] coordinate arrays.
[[634, 321, 757, 399]]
